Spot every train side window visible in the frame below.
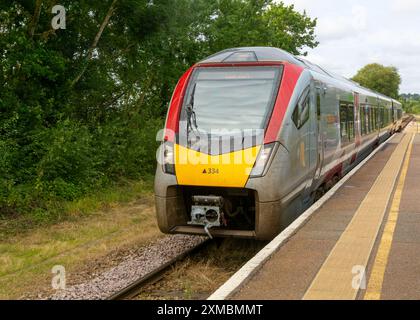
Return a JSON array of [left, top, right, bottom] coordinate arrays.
[[365, 105, 370, 133], [347, 104, 355, 140], [385, 109, 388, 125], [340, 103, 348, 142], [383, 108, 387, 126], [374, 107, 377, 129], [317, 94, 321, 121], [371, 106, 376, 131], [292, 90, 310, 129], [384, 107, 387, 127], [377, 106, 382, 128], [383, 109, 385, 126], [370, 106, 376, 131], [380, 107, 385, 128], [372, 106, 377, 130], [364, 104, 369, 134], [301, 96, 310, 126], [360, 106, 366, 135]]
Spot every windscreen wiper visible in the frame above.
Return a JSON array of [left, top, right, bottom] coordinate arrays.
[[186, 83, 198, 134]]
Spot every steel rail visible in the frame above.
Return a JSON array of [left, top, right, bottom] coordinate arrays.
[[107, 239, 210, 300]]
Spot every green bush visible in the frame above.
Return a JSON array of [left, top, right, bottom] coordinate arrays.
[[36, 120, 97, 191], [0, 139, 16, 206], [94, 116, 163, 179], [0, 116, 162, 216]]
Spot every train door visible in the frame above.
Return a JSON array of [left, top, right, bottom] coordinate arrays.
[[352, 92, 361, 164], [313, 82, 325, 183], [302, 81, 321, 204]]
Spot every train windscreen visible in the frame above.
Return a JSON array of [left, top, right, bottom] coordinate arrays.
[[182, 66, 283, 135]]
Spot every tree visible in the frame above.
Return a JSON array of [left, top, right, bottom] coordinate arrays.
[[400, 93, 420, 101], [198, 0, 318, 56], [351, 63, 401, 99]]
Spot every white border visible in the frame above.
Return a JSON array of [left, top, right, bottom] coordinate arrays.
[[208, 134, 398, 300]]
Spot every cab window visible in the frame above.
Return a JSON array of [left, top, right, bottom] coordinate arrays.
[[292, 89, 310, 129]]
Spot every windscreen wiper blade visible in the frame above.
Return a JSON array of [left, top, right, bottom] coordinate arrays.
[[186, 83, 198, 133]]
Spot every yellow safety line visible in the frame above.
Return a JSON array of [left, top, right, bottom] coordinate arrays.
[[303, 134, 412, 300], [364, 134, 415, 300]]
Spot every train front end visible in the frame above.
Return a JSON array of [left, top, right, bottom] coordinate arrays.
[[154, 48, 303, 240]]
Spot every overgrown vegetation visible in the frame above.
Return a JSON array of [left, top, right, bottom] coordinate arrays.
[[400, 94, 420, 114], [0, 1, 318, 220]]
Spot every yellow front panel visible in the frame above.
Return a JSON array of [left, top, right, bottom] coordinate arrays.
[[175, 144, 261, 188]]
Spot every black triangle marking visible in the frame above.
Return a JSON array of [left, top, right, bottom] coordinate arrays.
[[202, 169, 207, 174]]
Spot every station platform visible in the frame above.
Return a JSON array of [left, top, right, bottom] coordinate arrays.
[[214, 121, 420, 300]]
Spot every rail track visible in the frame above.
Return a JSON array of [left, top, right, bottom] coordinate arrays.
[[107, 239, 211, 300]]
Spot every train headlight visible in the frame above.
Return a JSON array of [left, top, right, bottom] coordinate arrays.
[[250, 143, 277, 178], [162, 142, 175, 175]]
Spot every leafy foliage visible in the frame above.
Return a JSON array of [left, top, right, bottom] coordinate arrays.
[[400, 93, 420, 101], [0, 0, 318, 216], [400, 94, 420, 114], [351, 63, 401, 99]]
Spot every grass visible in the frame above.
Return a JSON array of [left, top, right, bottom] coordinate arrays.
[[0, 177, 163, 299], [0, 177, 154, 240]]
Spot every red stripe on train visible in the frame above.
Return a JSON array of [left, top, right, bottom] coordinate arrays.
[[264, 62, 303, 144], [164, 66, 195, 142]]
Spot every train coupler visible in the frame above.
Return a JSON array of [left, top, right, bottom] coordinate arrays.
[[187, 195, 226, 239]]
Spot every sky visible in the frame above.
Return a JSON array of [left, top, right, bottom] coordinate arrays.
[[279, 0, 420, 93]]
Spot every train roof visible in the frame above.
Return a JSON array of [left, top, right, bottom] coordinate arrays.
[[200, 47, 305, 66], [200, 47, 361, 86], [199, 47, 398, 103]]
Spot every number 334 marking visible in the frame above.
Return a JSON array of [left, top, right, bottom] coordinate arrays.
[[202, 168, 219, 174]]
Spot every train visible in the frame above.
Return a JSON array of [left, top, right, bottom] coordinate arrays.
[[154, 47, 404, 240]]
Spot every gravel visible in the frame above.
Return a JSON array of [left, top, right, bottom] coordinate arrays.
[[51, 234, 206, 300]]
